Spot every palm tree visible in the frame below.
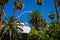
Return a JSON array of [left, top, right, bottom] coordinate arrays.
[[0, 0, 8, 6], [48, 12, 55, 20], [54, 0, 60, 26], [36, 0, 44, 6], [36, 0, 44, 29], [10, 0, 24, 37], [15, 0, 24, 10], [29, 10, 42, 30], [1, 17, 23, 40], [0, 0, 24, 40], [48, 11, 57, 27]]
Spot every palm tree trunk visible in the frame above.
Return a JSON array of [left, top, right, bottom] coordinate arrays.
[[0, 14, 2, 32], [12, 1, 16, 17], [0, 8, 2, 40], [59, 16, 60, 25], [9, 2, 16, 40], [10, 29, 12, 40], [0, 15, 2, 40], [11, 2, 16, 23], [54, 0, 60, 26]]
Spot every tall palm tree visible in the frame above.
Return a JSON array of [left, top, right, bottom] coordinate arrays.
[[10, 0, 24, 34], [36, 0, 44, 29], [29, 10, 42, 30], [2, 0, 24, 39], [0, 0, 24, 40], [54, 0, 60, 26]]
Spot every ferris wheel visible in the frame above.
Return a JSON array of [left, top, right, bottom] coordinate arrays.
[[17, 10, 32, 19]]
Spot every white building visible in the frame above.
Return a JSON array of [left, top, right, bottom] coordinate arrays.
[[17, 22, 31, 33]]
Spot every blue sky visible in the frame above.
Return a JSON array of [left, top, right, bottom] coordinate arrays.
[[3, 0, 60, 25]]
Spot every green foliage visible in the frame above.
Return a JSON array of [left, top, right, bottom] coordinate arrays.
[[29, 28, 39, 36], [28, 28, 39, 40], [28, 21, 60, 40], [1, 17, 22, 40], [28, 26, 49, 40]]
